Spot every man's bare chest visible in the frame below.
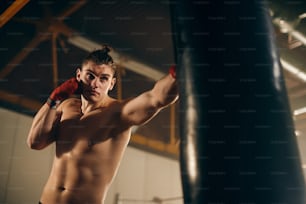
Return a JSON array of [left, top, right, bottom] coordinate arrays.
[[56, 108, 118, 150]]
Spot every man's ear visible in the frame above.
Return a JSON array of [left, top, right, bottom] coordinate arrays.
[[76, 68, 81, 82], [109, 77, 116, 91]]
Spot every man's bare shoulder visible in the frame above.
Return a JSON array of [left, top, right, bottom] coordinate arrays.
[[117, 97, 134, 105], [108, 97, 134, 107], [111, 97, 136, 112], [57, 97, 81, 111], [105, 98, 126, 113]]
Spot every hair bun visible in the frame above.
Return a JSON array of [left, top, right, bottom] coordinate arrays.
[[101, 44, 111, 54]]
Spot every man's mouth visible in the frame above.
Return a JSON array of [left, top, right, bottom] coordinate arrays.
[[86, 90, 99, 96]]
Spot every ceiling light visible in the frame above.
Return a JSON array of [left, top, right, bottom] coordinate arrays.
[[293, 107, 306, 116], [280, 58, 306, 82]]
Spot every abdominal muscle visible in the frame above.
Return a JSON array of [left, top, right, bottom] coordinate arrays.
[[40, 136, 129, 204]]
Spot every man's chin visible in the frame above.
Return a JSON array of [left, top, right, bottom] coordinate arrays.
[[82, 94, 101, 102]]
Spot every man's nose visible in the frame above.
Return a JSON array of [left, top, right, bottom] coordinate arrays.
[[91, 78, 99, 88]]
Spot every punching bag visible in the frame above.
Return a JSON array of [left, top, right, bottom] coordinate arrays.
[[171, 1, 306, 204]]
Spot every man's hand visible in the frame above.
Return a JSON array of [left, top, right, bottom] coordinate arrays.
[[47, 77, 80, 108]]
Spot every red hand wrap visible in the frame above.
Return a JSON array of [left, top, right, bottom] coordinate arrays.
[[47, 77, 79, 108], [169, 65, 176, 79]]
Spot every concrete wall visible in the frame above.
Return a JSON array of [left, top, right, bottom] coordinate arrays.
[[0, 108, 183, 204], [106, 147, 182, 204]]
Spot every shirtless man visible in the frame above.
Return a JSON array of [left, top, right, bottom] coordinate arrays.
[[27, 46, 178, 204]]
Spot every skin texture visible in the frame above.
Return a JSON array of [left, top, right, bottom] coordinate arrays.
[[27, 61, 178, 204]]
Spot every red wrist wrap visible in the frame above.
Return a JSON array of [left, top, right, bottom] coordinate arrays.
[[169, 65, 176, 79], [47, 98, 60, 109]]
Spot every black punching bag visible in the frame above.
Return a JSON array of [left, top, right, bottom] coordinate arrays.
[[170, 1, 306, 204]]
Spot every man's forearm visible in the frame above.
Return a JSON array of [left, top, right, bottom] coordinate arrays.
[[152, 73, 179, 108], [27, 103, 58, 149]]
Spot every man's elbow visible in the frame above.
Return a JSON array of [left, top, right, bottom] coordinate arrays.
[[158, 94, 179, 108], [27, 138, 45, 150]]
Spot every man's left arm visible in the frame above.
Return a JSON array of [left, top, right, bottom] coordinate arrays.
[[121, 65, 178, 126]]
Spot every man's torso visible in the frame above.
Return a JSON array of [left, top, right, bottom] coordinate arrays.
[[40, 98, 131, 204]]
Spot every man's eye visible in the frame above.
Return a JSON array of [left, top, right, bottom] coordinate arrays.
[[87, 74, 95, 80], [100, 77, 108, 81]]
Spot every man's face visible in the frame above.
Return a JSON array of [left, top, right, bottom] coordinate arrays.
[[76, 61, 116, 102]]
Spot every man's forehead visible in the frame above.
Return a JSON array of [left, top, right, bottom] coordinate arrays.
[[82, 62, 113, 74], [83, 61, 111, 68]]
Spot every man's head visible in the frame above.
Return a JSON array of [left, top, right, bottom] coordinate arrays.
[[76, 45, 117, 102], [81, 45, 116, 76]]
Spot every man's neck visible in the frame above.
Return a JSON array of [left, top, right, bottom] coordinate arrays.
[[80, 95, 109, 114]]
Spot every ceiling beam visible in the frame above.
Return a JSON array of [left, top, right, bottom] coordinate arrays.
[[57, 0, 87, 21], [0, 34, 49, 79], [131, 134, 178, 158], [0, 1, 87, 80], [0, 89, 41, 111], [0, 0, 30, 28], [272, 16, 306, 47]]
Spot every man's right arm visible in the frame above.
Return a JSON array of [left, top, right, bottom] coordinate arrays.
[[27, 104, 60, 150], [27, 77, 80, 150]]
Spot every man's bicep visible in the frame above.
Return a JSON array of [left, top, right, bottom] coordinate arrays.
[[121, 92, 160, 126]]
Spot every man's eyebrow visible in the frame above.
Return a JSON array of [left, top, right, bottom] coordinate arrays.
[[100, 74, 111, 77], [84, 69, 95, 73], [84, 69, 111, 77]]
